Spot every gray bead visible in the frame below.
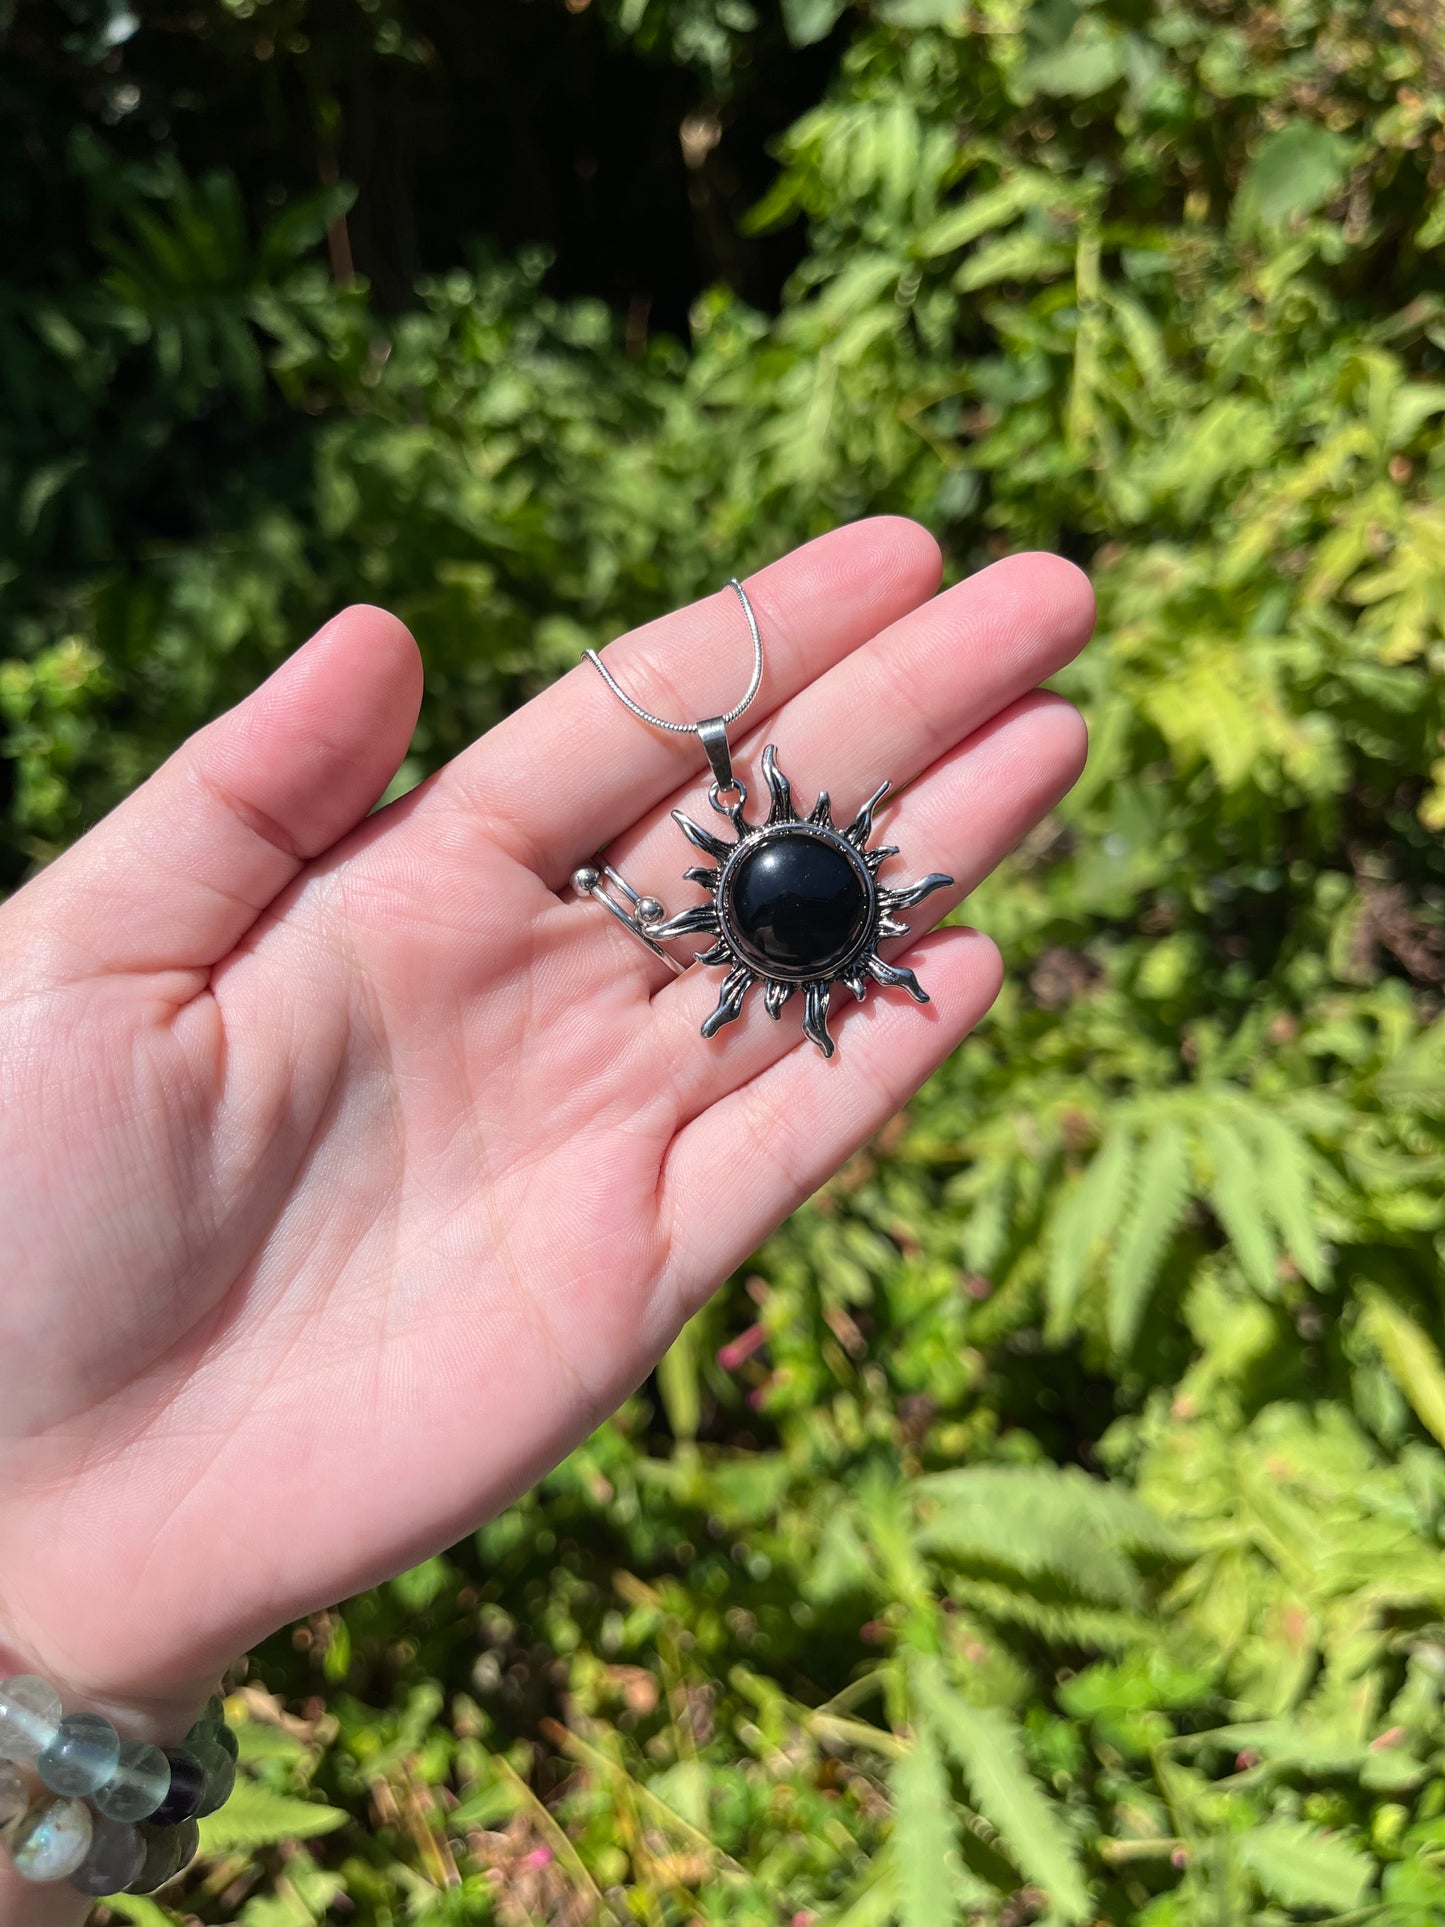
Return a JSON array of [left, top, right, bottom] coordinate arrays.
[[126, 1818, 190, 1894], [0, 1762, 26, 1826], [572, 865, 601, 896], [184, 1696, 225, 1747], [172, 1816, 200, 1878], [93, 1739, 171, 1823], [37, 1711, 121, 1797], [68, 1813, 146, 1897], [0, 1675, 62, 1765], [191, 1735, 236, 1817], [5, 1794, 93, 1881]]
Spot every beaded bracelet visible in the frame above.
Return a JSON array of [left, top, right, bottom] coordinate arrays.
[[0, 1674, 236, 1896]]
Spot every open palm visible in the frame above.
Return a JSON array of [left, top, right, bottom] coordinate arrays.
[[0, 521, 1091, 1743]]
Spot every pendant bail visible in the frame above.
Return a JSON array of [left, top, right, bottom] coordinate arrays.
[[696, 715, 735, 793]]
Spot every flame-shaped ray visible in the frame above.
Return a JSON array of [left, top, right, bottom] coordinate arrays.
[[671, 809, 735, 864], [762, 744, 796, 824], [864, 845, 899, 872], [684, 865, 720, 889], [878, 872, 952, 912], [866, 954, 929, 1003], [808, 792, 833, 827], [841, 970, 869, 1001], [701, 964, 754, 1037], [802, 981, 835, 1057], [877, 914, 911, 941], [763, 978, 794, 1019], [845, 780, 890, 849], [652, 902, 721, 941]]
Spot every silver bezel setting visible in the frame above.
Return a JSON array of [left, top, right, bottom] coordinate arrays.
[[716, 821, 877, 985]]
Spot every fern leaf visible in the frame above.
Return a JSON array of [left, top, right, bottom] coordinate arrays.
[[1107, 1118, 1191, 1352], [958, 1578, 1152, 1651], [1237, 1819, 1372, 1909], [917, 1464, 1181, 1607], [916, 1657, 1090, 1921], [1248, 1109, 1324, 1285], [197, 1779, 348, 1856], [962, 1164, 1014, 1276], [1201, 1115, 1280, 1297], [101, 1901, 176, 1927], [823, 1843, 899, 1927], [889, 1713, 965, 1927], [1046, 1126, 1135, 1339], [1358, 1287, 1445, 1449]]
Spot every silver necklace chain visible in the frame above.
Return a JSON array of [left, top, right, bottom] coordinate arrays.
[[583, 578, 764, 737]]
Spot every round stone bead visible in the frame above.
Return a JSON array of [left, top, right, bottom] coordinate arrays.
[[37, 1711, 121, 1797], [68, 1812, 146, 1897], [213, 1717, 238, 1762], [0, 1762, 27, 1826], [125, 1820, 186, 1895], [93, 1739, 171, 1823], [5, 1794, 92, 1881], [184, 1696, 225, 1747], [0, 1675, 62, 1765], [723, 830, 871, 978], [191, 1735, 236, 1817], [149, 1746, 206, 1827], [172, 1815, 200, 1878]]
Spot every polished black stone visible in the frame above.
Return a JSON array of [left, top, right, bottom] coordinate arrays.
[[724, 830, 870, 978], [149, 1747, 206, 1828]]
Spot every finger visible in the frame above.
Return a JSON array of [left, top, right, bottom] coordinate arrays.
[[10, 606, 422, 985], [660, 926, 1004, 1296], [590, 551, 1094, 993], [432, 518, 943, 883], [646, 690, 1086, 1118]]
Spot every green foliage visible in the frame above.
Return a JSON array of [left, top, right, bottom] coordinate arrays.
[[8, 0, 1445, 1920]]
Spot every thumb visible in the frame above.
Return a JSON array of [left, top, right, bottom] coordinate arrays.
[[8, 604, 422, 984]]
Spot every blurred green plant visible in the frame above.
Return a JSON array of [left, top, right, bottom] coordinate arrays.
[[5, 0, 1445, 1920]]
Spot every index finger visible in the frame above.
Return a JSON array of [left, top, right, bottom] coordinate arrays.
[[431, 518, 943, 885]]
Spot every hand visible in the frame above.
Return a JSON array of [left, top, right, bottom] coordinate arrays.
[[0, 521, 1091, 1917]]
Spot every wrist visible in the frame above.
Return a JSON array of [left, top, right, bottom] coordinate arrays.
[[0, 1645, 234, 1906], [0, 1627, 212, 1750]]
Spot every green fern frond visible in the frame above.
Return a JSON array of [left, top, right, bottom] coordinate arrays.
[[958, 1578, 1154, 1651], [1238, 1818, 1373, 1909], [100, 1900, 176, 1927], [1358, 1287, 1445, 1449], [913, 1655, 1091, 1922], [197, 1779, 348, 1856], [1107, 1117, 1191, 1352], [916, 1466, 1143, 1606], [1248, 1109, 1325, 1285], [1200, 1114, 1280, 1297], [889, 1713, 965, 1927], [1046, 1126, 1136, 1339], [961, 1163, 1014, 1276], [822, 1844, 899, 1927]]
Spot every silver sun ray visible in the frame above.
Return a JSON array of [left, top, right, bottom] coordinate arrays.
[[701, 963, 754, 1037]]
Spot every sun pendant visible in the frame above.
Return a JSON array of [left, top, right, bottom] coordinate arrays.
[[649, 745, 952, 1058]]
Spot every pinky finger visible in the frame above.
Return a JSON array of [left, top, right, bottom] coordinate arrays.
[[658, 926, 1004, 1303]]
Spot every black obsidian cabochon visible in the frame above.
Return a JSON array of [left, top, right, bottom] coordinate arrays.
[[722, 828, 872, 979]]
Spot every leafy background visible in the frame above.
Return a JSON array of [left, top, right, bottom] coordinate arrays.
[[6, 0, 1445, 1919]]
